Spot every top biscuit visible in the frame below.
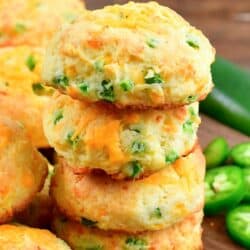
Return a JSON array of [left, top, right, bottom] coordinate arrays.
[[0, 0, 85, 47], [42, 1, 215, 108]]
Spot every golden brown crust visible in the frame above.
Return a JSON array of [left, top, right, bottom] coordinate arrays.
[[51, 145, 205, 233], [0, 116, 48, 224], [0, 224, 71, 249], [0, 177, 45, 224], [114, 86, 213, 110], [15, 165, 54, 228], [52, 210, 203, 250], [50, 87, 212, 110]]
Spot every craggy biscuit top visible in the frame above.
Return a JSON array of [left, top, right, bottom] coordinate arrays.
[[43, 1, 215, 108], [0, 0, 85, 47]]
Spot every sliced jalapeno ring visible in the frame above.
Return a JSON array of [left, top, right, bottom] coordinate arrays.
[[231, 142, 250, 167], [205, 166, 245, 216], [204, 137, 230, 168], [226, 204, 250, 249]]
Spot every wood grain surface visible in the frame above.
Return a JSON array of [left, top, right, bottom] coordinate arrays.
[[84, 1, 250, 249], [200, 115, 249, 250]]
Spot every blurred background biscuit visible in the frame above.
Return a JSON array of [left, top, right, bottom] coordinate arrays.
[[0, 224, 71, 250], [15, 164, 54, 229], [0, 0, 85, 47], [0, 46, 50, 148], [0, 116, 48, 224]]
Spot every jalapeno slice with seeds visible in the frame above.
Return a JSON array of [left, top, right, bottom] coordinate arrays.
[[205, 166, 245, 216], [226, 205, 250, 249], [231, 142, 250, 167], [204, 137, 230, 168]]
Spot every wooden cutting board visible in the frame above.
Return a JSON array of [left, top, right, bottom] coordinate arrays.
[[200, 115, 249, 250]]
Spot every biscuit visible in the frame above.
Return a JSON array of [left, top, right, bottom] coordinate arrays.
[[52, 210, 203, 250], [0, 224, 70, 250], [51, 146, 205, 233], [0, 0, 85, 47], [0, 46, 51, 147], [43, 1, 215, 108], [15, 165, 54, 228], [0, 116, 48, 224], [44, 93, 200, 178]]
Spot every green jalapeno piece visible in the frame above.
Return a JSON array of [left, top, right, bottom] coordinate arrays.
[[205, 166, 245, 216], [204, 137, 230, 168], [226, 204, 250, 249], [231, 142, 250, 167]]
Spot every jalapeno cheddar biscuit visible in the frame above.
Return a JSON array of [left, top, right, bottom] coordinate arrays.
[[0, 0, 85, 47], [51, 146, 205, 232], [44, 93, 200, 178], [52, 211, 203, 250], [0, 116, 48, 224], [0, 46, 51, 147], [0, 224, 71, 250], [42, 1, 215, 108]]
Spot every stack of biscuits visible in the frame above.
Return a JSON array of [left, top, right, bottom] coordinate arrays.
[[42, 2, 215, 249]]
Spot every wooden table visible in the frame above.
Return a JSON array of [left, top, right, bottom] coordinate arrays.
[[199, 116, 248, 250], [85, 1, 250, 249]]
